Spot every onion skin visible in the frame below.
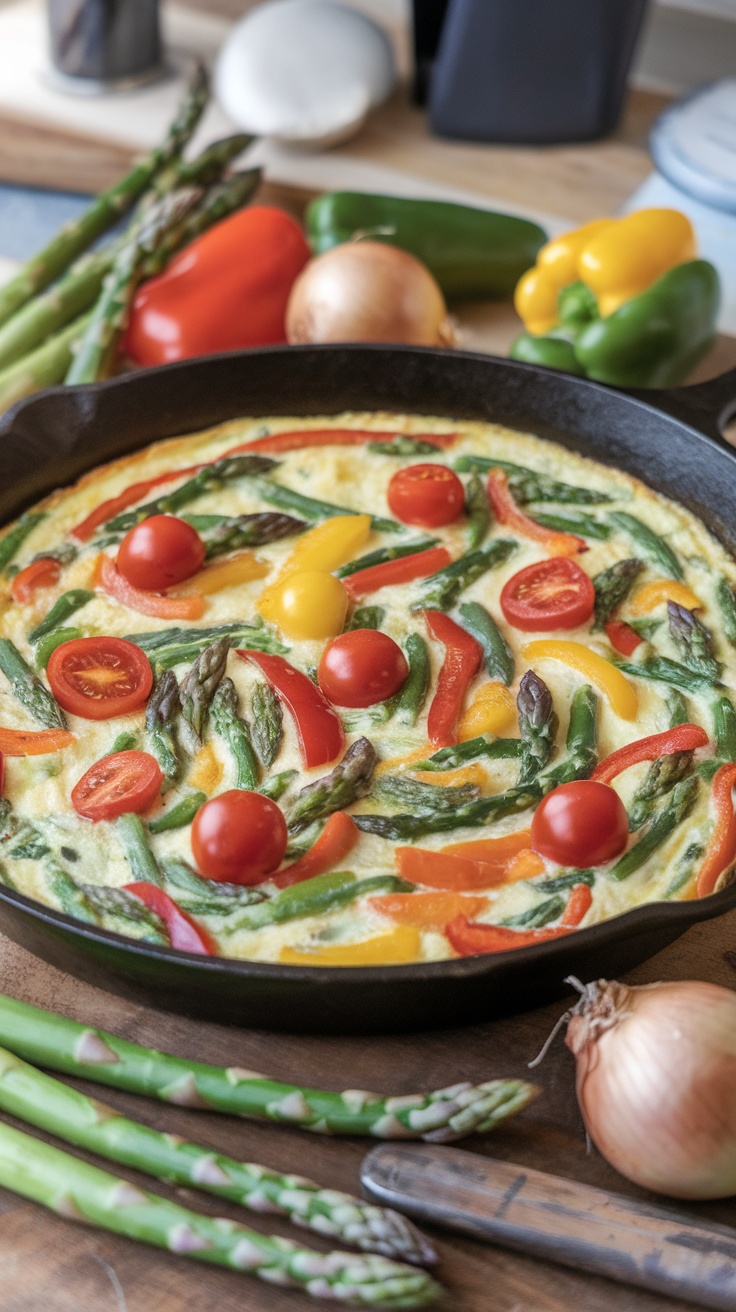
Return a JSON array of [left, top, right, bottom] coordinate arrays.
[[566, 978, 736, 1199], [286, 241, 455, 347]]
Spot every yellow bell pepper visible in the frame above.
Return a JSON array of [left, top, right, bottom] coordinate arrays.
[[458, 682, 516, 741], [272, 514, 371, 586], [280, 924, 421, 966], [629, 579, 702, 617], [182, 551, 269, 596], [188, 741, 224, 794], [523, 639, 638, 720], [260, 569, 348, 640]]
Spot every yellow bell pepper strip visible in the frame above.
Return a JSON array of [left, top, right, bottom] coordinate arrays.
[[178, 551, 269, 596], [265, 514, 371, 592], [188, 740, 224, 794], [457, 682, 516, 742], [280, 924, 421, 966], [260, 569, 348, 640], [369, 892, 488, 929], [629, 579, 702, 617], [523, 639, 638, 720]]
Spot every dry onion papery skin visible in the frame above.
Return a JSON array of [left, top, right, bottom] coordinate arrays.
[[286, 240, 456, 347], [565, 978, 736, 1199]]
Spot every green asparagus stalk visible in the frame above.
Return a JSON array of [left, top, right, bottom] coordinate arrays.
[[345, 605, 385, 632], [354, 784, 540, 840], [501, 895, 566, 929], [517, 670, 557, 785], [250, 476, 402, 535], [615, 655, 718, 694], [0, 799, 49, 860], [412, 539, 517, 612], [0, 66, 208, 329], [162, 858, 267, 915], [180, 637, 230, 748], [591, 557, 644, 631], [0, 992, 538, 1140], [530, 869, 596, 894], [367, 436, 441, 456], [532, 509, 612, 542], [44, 857, 98, 924], [28, 589, 95, 645], [0, 511, 46, 573], [210, 678, 259, 789], [0, 638, 66, 729], [713, 694, 736, 762], [259, 769, 297, 802], [374, 776, 480, 812], [287, 738, 377, 833], [127, 621, 288, 669], [104, 454, 277, 533], [392, 634, 430, 726], [0, 1120, 439, 1308], [116, 814, 163, 887], [454, 455, 612, 505], [336, 539, 438, 580], [412, 736, 521, 771], [145, 670, 182, 784], [148, 792, 207, 835], [458, 601, 514, 685], [77, 884, 169, 943], [716, 577, 736, 647], [108, 731, 138, 755], [609, 775, 699, 881], [664, 840, 706, 897], [666, 688, 690, 727], [667, 601, 721, 682], [0, 312, 93, 411], [199, 510, 306, 560], [538, 685, 598, 789], [626, 751, 694, 831], [222, 872, 413, 935], [0, 1044, 434, 1265], [607, 512, 684, 580], [250, 680, 283, 769], [464, 471, 491, 549]]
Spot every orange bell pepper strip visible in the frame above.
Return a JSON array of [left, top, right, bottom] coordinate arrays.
[[71, 466, 203, 543], [629, 579, 702, 617], [229, 428, 459, 455], [425, 610, 483, 748], [98, 556, 205, 620], [445, 883, 593, 956], [443, 828, 533, 869], [369, 891, 488, 928], [0, 727, 74, 755], [273, 813, 359, 889], [503, 848, 546, 882], [279, 924, 421, 966], [397, 840, 524, 891], [592, 724, 709, 785], [344, 546, 452, 599], [486, 469, 586, 557], [697, 763, 736, 897], [10, 557, 62, 603], [123, 883, 215, 955]]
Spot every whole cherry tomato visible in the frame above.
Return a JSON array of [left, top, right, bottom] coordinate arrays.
[[47, 636, 153, 720], [387, 463, 465, 528], [501, 557, 595, 631], [192, 789, 288, 885], [116, 515, 205, 592], [72, 750, 163, 822], [318, 629, 408, 707], [531, 780, 628, 867]]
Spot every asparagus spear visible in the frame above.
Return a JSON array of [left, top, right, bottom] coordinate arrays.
[[374, 776, 480, 812], [259, 769, 297, 802], [28, 589, 95, 645], [412, 736, 521, 771], [532, 510, 612, 542], [615, 655, 718, 694], [108, 731, 138, 755], [249, 476, 402, 535], [0, 66, 208, 329], [251, 681, 283, 768], [0, 799, 49, 860], [287, 738, 377, 833], [392, 634, 430, 726], [0, 992, 539, 1141], [198, 511, 306, 559], [454, 455, 612, 505], [517, 670, 557, 785], [666, 688, 689, 726], [0, 638, 66, 729], [412, 539, 516, 612], [0, 312, 93, 412], [664, 840, 706, 898], [222, 872, 413, 934], [77, 885, 169, 943], [367, 436, 441, 456], [667, 601, 721, 682], [591, 557, 644, 631], [127, 621, 288, 669], [607, 512, 683, 580], [180, 638, 230, 748], [464, 471, 491, 549], [210, 677, 259, 789], [116, 814, 163, 888], [0, 1045, 434, 1265], [162, 858, 267, 915], [0, 1121, 439, 1308], [538, 685, 598, 789], [336, 539, 438, 580], [354, 784, 540, 840], [530, 869, 596, 894], [0, 511, 46, 574], [145, 670, 182, 784], [346, 606, 385, 632], [44, 857, 98, 924], [626, 751, 694, 831], [713, 693, 736, 762], [104, 454, 277, 533], [609, 775, 699, 881], [501, 895, 566, 929], [458, 600, 514, 685], [148, 792, 207, 835], [716, 577, 736, 647]]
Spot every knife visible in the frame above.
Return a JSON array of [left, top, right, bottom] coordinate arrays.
[[361, 1144, 736, 1310]]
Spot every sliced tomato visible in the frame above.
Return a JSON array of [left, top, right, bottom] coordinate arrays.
[[500, 557, 595, 632], [10, 557, 62, 604], [117, 515, 205, 592], [123, 882, 215, 954], [47, 637, 153, 720], [99, 556, 205, 620], [387, 464, 465, 529], [0, 727, 74, 755], [273, 812, 358, 889], [605, 620, 642, 656], [71, 750, 163, 822], [231, 429, 459, 455]]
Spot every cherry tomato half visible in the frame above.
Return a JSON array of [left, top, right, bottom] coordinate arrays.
[[47, 636, 153, 720], [500, 557, 595, 632], [387, 463, 465, 529], [192, 789, 288, 885], [318, 630, 409, 708], [72, 750, 163, 822], [116, 515, 205, 592], [531, 780, 628, 867]]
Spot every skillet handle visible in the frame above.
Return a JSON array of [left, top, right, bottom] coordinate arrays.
[[637, 367, 736, 444]]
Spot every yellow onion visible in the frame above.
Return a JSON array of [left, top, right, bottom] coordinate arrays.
[[286, 241, 455, 347], [565, 977, 736, 1199]]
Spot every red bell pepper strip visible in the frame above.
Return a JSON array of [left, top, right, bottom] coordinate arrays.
[[71, 467, 203, 543], [123, 882, 215, 955], [605, 620, 642, 656], [424, 610, 483, 748], [487, 469, 586, 557], [272, 812, 358, 889], [445, 883, 593, 956], [10, 557, 62, 603], [230, 429, 459, 456], [0, 727, 74, 755], [697, 763, 736, 897], [98, 556, 205, 621], [592, 724, 709, 785], [344, 546, 452, 599], [237, 650, 345, 768]]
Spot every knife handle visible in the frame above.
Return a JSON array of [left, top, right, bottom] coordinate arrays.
[[361, 1144, 736, 1311]]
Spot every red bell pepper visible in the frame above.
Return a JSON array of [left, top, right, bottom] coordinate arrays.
[[10, 557, 62, 603], [98, 556, 205, 621], [237, 650, 344, 768], [445, 883, 592, 956], [697, 763, 736, 897], [272, 812, 358, 889], [487, 469, 586, 556], [123, 882, 215, 955], [345, 546, 452, 599], [125, 206, 311, 367], [592, 723, 709, 785], [605, 620, 643, 656], [424, 610, 483, 748], [230, 429, 459, 455], [71, 467, 203, 543]]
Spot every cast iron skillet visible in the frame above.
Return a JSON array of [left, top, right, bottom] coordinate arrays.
[[0, 346, 735, 1034]]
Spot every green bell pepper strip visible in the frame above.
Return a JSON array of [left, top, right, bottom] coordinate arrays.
[[306, 192, 546, 301]]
